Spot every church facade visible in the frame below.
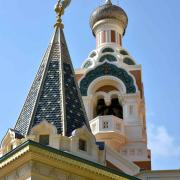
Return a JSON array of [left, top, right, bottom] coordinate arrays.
[[0, 0, 179, 180]]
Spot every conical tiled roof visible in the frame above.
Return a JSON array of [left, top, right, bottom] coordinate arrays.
[[15, 26, 91, 137]]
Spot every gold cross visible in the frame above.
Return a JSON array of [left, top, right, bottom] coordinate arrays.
[[54, 0, 71, 28]]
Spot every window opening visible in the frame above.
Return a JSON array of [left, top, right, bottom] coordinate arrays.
[[96, 98, 123, 119], [103, 121, 109, 129], [111, 30, 116, 42], [79, 139, 87, 151], [39, 135, 49, 146]]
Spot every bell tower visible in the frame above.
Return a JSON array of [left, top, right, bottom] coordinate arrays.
[[76, 0, 151, 171]]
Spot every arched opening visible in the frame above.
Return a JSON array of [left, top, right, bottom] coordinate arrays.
[[119, 49, 129, 56], [123, 57, 135, 65], [95, 98, 123, 119], [87, 77, 126, 96], [96, 85, 118, 93]]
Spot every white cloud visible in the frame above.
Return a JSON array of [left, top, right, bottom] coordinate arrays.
[[148, 123, 180, 157]]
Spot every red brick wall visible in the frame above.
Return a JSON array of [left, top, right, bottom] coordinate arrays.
[[134, 161, 152, 171], [106, 161, 123, 172], [130, 70, 143, 98]]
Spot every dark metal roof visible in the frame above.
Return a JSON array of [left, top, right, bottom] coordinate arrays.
[[14, 27, 90, 137], [90, 3, 128, 35]]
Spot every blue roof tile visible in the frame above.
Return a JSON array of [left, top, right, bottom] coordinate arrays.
[[15, 27, 90, 137]]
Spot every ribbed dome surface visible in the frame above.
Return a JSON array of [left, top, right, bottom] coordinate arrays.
[[90, 2, 128, 34]]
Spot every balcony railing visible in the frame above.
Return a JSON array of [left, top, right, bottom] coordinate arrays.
[[90, 115, 125, 136]]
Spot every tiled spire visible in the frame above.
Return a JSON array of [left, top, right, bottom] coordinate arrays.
[[15, 0, 90, 137]]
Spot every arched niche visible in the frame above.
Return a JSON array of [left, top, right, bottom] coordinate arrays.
[[84, 76, 127, 120], [71, 125, 97, 155], [93, 91, 124, 119], [87, 76, 126, 96], [95, 98, 123, 119]]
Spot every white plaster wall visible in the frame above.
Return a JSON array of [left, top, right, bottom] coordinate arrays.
[[120, 142, 150, 162]]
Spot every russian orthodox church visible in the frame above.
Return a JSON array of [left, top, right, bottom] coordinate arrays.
[[0, 0, 179, 180]]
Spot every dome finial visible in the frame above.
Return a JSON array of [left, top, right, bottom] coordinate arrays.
[[54, 0, 71, 28], [105, 0, 112, 5]]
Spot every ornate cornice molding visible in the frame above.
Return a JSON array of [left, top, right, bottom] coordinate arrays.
[[0, 146, 30, 169], [0, 141, 139, 180]]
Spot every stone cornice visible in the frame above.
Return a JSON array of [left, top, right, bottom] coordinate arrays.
[[0, 142, 30, 168], [106, 146, 140, 174], [0, 140, 139, 180]]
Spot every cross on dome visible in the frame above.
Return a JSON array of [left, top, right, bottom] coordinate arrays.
[[105, 0, 112, 5], [54, 0, 71, 28]]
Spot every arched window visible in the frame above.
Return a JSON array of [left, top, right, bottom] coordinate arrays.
[[95, 98, 123, 119]]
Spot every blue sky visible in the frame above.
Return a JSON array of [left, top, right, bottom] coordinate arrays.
[[0, 0, 180, 170]]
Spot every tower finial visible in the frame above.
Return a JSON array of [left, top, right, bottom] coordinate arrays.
[[105, 0, 112, 5], [54, 0, 71, 28]]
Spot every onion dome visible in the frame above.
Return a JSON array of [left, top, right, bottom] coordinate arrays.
[[90, 0, 128, 35]]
